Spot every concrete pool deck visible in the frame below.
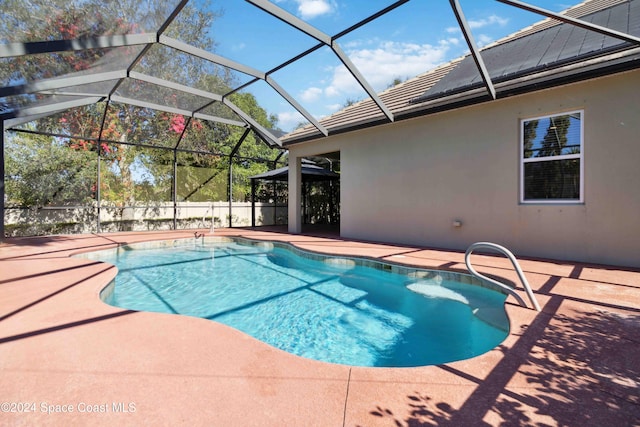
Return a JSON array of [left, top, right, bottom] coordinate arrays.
[[1, 228, 639, 426]]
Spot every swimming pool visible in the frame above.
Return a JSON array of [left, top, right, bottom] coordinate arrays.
[[86, 237, 509, 367]]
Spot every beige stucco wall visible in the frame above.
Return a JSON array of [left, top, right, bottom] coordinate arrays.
[[288, 69, 640, 267]]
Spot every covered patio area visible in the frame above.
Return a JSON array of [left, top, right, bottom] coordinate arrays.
[[1, 229, 638, 426]]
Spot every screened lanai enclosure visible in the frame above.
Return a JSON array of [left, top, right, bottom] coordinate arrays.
[[2, 1, 304, 237], [3, 0, 638, 238]]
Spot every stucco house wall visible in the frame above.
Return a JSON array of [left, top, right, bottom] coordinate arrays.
[[288, 69, 640, 267]]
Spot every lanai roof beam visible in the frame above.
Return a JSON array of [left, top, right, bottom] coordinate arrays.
[[449, 0, 496, 100], [0, 33, 157, 58], [0, 70, 127, 98], [244, 0, 332, 45], [129, 72, 223, 102], [223, 98, 282, 148], [3, 97, 104, 120], [245, 0, 394, 123], [160, 35, 266, 79], [162, 35, 327, 136], [265, 76, 328, 136]]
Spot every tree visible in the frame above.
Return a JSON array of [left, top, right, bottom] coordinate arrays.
[[538, 116, 570, 158], [343, 97, 361, 108], [522, 119, 539, 159], [387, 77, 406, 88], [2, 1, 281, 210], [5, 131, 96, 207]]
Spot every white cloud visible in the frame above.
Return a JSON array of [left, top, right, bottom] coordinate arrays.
[[296, 0, 333, 20], [277, 110, 305, 131], [324, 40, 454, 96], [324, 66, 353, 97], [287, 33, 487, 129], [446, 14, 508, 33], [342, 39, 364, 49], [468, 14, 509, 29], [476, 34, 494, 47], [300, 87, 323, 102]]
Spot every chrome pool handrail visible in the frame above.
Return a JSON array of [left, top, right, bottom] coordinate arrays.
[[465, 242, 541, 311]]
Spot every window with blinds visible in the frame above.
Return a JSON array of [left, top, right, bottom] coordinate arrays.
[[520, 111, 583, 203]]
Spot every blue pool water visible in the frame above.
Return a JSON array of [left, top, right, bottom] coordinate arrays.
[[91, 238, 509, 367]]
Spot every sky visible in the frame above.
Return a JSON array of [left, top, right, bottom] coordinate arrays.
[[203, 0, 577, 132]]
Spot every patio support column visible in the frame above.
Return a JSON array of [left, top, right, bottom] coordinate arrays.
[[228, 157, 233, 228], [303, 181, 308, 225], [250, 178, 256, 227], [96, 146, 101, 233], [272, 178, 277, 225], [95, 102, 109, 234], [273, 152, 283, 225], [172, 150, 177, 230], [328, 181, 334, 225], [0, 120, 4, 241], [172, 117, 189, 231], [288, 156, 302, 234]]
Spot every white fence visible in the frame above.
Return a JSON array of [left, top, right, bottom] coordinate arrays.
[[4, 202, 288, 237]]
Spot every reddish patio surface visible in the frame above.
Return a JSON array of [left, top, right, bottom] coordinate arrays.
[[1, 228, 639, 426]]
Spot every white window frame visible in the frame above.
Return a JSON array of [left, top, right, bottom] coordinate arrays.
[[520, 110, 584, 204]]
